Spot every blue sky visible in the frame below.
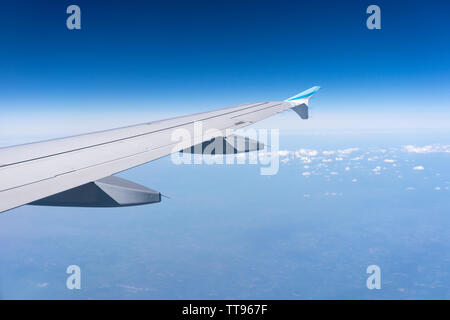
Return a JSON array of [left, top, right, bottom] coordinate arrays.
[[0, 1, 450, 299]]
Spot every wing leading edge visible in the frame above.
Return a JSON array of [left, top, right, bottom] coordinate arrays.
[[0, 87, 320, 213]]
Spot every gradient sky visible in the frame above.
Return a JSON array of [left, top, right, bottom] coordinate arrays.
[[1, 0, 449, 140], [1, 1, 450, 299]]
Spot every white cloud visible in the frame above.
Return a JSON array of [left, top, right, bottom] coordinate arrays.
[[117, 284, 151, 292], [278, 150, 290, 157], [302, 171, 311, 176], [298, 156, 311, 163], [338, 148, 359, 155], [384, 159, 396, 163], [404, 144, 450, 154], [295, 149, 318, 157], [324, 192, 343, 197], [352, 178, 358, 182], [406, 186, 415, 191], [413, 166, 425, 171]]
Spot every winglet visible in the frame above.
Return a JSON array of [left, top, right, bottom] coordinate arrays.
[[285, 86, 320, 102]]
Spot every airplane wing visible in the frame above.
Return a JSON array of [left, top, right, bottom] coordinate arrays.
[[0, 86, 320, 214]]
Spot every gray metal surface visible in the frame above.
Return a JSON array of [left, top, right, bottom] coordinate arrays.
[[0, 96, 311, 213], [292, 104, 309, 119]]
